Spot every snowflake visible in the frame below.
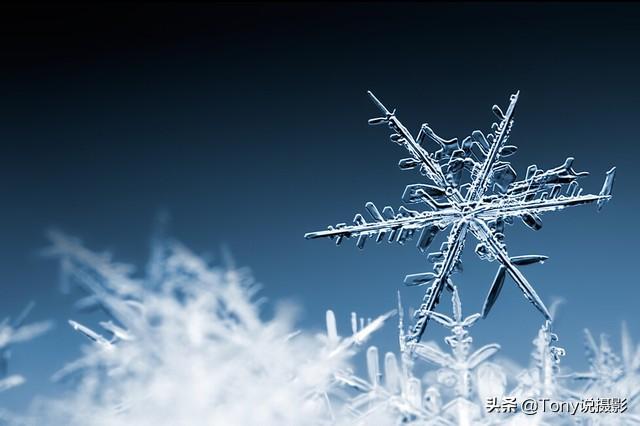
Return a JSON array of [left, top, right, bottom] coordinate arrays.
[[306, 91, 615, 342]]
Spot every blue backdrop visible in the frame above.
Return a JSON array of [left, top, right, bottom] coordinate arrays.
[[0, 2, 637, 411]]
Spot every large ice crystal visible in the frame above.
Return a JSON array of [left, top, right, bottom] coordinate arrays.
[[306, 91, 616, 342]]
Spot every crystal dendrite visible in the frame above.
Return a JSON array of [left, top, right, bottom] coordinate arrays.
[[306, 91, 615, 342]]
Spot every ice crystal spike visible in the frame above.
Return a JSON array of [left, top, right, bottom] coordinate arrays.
[[305, 90, 616, 342], [0, 303, 50, 393]]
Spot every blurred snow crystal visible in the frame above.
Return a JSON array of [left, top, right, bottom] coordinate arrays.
[[0, 303, 50, 393], [14, 230, 390, 426]]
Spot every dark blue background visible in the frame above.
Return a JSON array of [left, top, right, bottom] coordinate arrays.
[[0, 2, 637, 410]]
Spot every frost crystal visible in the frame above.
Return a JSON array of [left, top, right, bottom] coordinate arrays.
[[334, 302, 640, 425], [306, 91, 615, 342], [31, 231, 392, 426], [0, 303, 50, 393], [333, 288, 506, 426]]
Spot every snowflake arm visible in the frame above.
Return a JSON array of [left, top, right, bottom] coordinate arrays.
[[406, 220, 468, 342], [480, 255, 548, 318], [367, 91, 466, 206], [465, 91, 519, 202], [476, 193, 610, 221], [470, 218, 551, 320], [476, 167, 616, 223], [304, 202, 459, 248]]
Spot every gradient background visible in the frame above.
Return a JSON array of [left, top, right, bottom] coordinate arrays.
[[0, 2, 638, 411]]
